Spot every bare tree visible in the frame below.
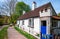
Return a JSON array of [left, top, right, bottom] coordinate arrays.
[[5, 0, 17, 15], [0, 0, 17, 16]]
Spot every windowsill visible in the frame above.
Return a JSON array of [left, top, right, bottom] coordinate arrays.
[[28, 25, 34, 28]]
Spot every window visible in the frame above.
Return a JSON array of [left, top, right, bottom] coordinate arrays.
[[45, 8, 47, 12], [32, 18, 34, 26], [19, 21, 20, 24], [41, 10, 43, 13], [29, 18, 34, 28], [29, 19, 31, 26], [22, 20, 24, 25]]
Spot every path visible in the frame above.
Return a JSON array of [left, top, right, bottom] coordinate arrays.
[[7, 27, 27, 39]]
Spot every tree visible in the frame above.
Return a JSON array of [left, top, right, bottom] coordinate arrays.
[[15, 2, 31, 16], [0, 0, 17, 16], [11, 2, 31, 24], [3, 0, 17, 24], [58, 13, 60, 16], [0, 0, 17, 24]]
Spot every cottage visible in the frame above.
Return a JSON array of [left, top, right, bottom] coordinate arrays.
[[17, 2, 60, 39]]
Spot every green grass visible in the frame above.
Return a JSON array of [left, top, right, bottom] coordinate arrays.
[[0, 26, 8, 39], [36, 34, 40, 37], [14, 26, 37, 39]]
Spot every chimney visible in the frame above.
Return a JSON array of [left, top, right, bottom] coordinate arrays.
[[32, 1, 36, 10], [23, 10, 25, 15]]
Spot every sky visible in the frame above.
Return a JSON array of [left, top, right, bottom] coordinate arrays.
[[0, 0, 60, 14]]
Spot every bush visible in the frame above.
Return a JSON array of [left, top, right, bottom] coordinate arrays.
[[14, 26, 37, 39], [36, 34, 40, 37]]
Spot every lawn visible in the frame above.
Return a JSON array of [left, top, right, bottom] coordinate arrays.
[[14, 26, 37, 39], [0, 26, 8, 39]]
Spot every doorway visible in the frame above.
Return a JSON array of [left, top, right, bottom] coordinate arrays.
[[41, 21, 47, 39]]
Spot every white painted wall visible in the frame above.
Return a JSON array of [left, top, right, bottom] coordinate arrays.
[[19, 20, 22, 26], [17, 20, 19, 25], [39, 7, 57, 17], [50, 7, 57, 16], [34, 18, 40, 34], [18, 17, 40, 35], [39, 8, 51, 17], [46, 17, 51, 34], [23, 19, 29, 33]]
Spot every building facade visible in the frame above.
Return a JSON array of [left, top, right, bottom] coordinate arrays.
[[17, 2, 60, 39]]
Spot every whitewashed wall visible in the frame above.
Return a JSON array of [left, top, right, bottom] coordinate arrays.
[[17, 20, 19, 25], [39, 8, 51, 17], [23, 19, 29, 33], [19, 20, 22, 28], [46, 17, 51, 34], [34, 18, 40, 34], [18, 17, 40, 35], [39, 7, 57, 17], [50, 7, 57, 16]]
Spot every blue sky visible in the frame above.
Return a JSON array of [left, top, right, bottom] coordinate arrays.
[[0, 0, 60, 14]]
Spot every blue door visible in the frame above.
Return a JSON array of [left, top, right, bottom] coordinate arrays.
[[41, 21, 46, 39], [41, 26, 46, 39]]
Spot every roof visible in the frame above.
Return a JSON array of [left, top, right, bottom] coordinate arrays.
[[52, 16, 60, 20], [18, 2, 52, 20]]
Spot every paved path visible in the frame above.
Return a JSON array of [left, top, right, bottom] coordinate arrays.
[[7, 27, 27, 39]]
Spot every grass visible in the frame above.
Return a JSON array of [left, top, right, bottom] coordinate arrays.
[[14, 26, 37, 39], [0, 26, 8, 39], [36, 34, 40, 37]]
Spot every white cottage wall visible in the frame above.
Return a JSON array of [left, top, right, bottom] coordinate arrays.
[[34, 18, 40, 35], [17, 20, 19, 25], [40, 8, 51, 17], [18, 17, 40, 35]]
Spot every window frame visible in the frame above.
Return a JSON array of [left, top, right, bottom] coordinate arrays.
[[22, 20, 24, 25], [29, 18, 34, 28]]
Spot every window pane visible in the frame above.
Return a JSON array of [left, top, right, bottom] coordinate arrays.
[[22, 20, 24, 25], [29, 19, 31, 26]]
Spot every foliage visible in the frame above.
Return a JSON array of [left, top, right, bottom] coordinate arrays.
[[0, 19, 4, 25], [14, 26, 37, 39], [58, 13, 60, 16], [10, 2, 31, 24], [11, 14, 18, 24], [36, 34, 40, 37], [15, 2, 31, 16], [0, 15, 10, 25], [0, 26, 8, 39]]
